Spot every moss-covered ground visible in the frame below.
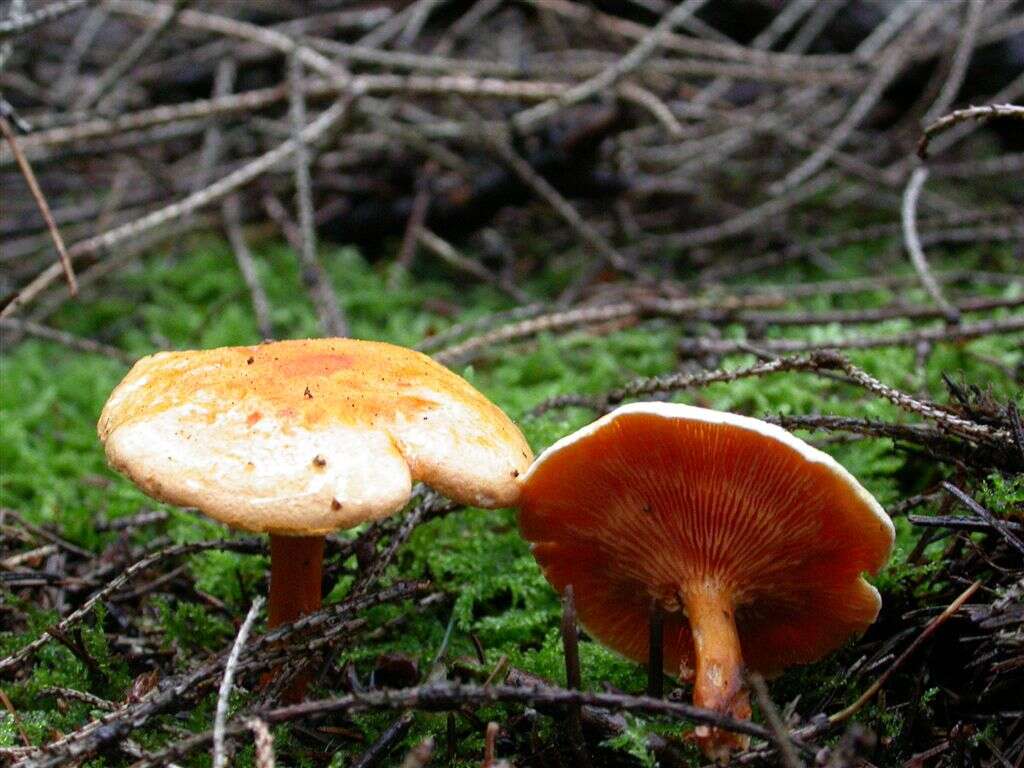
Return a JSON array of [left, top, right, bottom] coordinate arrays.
[[1, 236, 1022, 766]]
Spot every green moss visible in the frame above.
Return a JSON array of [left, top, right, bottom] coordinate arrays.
[[978, 473, 1024, 517], [156, 599, 235, 660], [601, 716, 659, 768], [1, 234, 1021, 763]]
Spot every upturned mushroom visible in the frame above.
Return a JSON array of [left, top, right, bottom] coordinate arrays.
[[98, 338, 532, 698], [518, 402, 893, 760]]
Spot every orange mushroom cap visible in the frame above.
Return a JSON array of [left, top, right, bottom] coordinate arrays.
[[99, 338, 533, 535], [519, 402, 893, 757], [519, 401, 893, 673]]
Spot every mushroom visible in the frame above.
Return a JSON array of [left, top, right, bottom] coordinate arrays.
[[98, 338, 532, 698], [517, 402, 893, 760]]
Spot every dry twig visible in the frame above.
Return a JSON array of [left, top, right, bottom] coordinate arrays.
[[245, 718, 275, 768], [0, 0, 98, 40], [0, 116, 76, 296], [213, 597, 264, 768], [901, 166, 959, 322], [825, 580, 982, 727], [919, 102, 1024, 158], [287, 51, 347, 337], [512, 0, 709, 133]]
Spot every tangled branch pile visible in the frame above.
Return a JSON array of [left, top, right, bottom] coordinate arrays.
[[2, 0, 1023, 324]]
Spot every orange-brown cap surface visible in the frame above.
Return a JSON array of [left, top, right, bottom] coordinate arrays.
[[518, 402, 894, 678], [99, 338, 532, 535]]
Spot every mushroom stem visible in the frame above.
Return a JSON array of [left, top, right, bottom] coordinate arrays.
[[269, 534, 325, 626], [268, 534, 325, 702], [681, 585, 752, 761]]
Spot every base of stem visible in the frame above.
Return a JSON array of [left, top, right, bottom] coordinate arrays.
[[681, 585, 752, 761]]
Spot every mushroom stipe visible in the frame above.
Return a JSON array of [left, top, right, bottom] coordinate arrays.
[[98, 338, 533, 703], [518, 402, 894, 761]]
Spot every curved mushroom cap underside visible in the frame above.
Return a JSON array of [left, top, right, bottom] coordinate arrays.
[[519, 402, 894, 676], [99, 338, 533, 535]]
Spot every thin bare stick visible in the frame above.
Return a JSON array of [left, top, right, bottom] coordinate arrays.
[[534, 352, 1015, 453], [634, 172, 835, 255], [901, 167, 959, 322], [75, 0, 192, 111], [417, 229, 529, 303], [482, 722, 499, 768], [3, 86, 291, 160], [432, 0, 502, 56], [786, 0, 843, 57], [647, 599, 664, 699], [919, 102, 1024, 158], [749, 674, 803, 768], [530, 0, 850, 69], [0, 687, 30, 747], [0, 96, 30, 132], [288, 51, 347, 337], [692, 0, 818, 106], [908, 514, 1024, 534], [391, 175, 432, 286], [313, 33, 519, 77], [399, 0, 442, 47], [192, 57, 237, 195], [50, 5, 108, 102], [435, 302, 637, 366], [350, 712, 415, 768], [416, 303, 546, 354], [244, 719, 275, 768], [677, 315, 1024, 356], [512, 0, 709, 133], [922, 0, 987, 125], [222, 195, 274, 340], [0, 0, 25, 71], [943, 482, 1024, 557], [213, 597, 264, 768], [0, 116, 77, 296], [919, 72, 1024, 163], [485, 134, 633, 274], [258, 682, 777, 742], [40, 688, 116, 711], [531, 355, 818, 415], [357, 0, 430, 48], [0, 0, 98, 39], [618, 81, 684, 137], [826, 580, 982, 726], [777, 2, 946, 191], [560, 586, 591, 768], [0, 72, 587, 165], [823, 353, 1012, 445], [0, 318, 130, 362]]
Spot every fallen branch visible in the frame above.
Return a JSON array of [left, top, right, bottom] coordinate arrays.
[[676, 315, 1024, 356]]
